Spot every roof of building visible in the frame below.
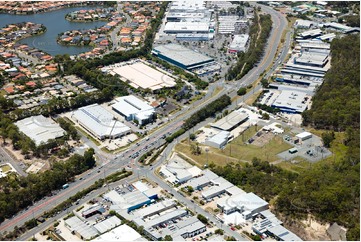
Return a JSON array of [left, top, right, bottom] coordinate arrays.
[[211, 109, 249, 131], [229, 34, 249, 50], [15, 115, 65, 146], [187, 175, 211, 189], [147, 209, 188, 228], [112, 95, 154, 118], [206, 131, 231, 146], [167, 216, 206, 238], [300, 29, 322, 37], [92, 224, 143, 241], [294, 19, 315, 28], [268, 225, 303, 241], [218, 192, 268, 212], [102, 61, 176, 90], [103, 190, 150, 210], [132, 181, 149, 193], [93, 216, 122, 234], [225, 186, 246, 196], [152, 44, 214, 68], [296, 131, 312, 139], [72, 104, 131, 138], [135, 199, 176, 218], [164, 22, 209, 32], [271, 90, 308, 113], [295, 51, 329, 66], [202, 178, 233, 198], [65, 216, 98, 240], [82, 204, 105, 217]]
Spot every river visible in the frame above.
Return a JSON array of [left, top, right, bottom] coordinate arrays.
[[0, 5, 107, 56]]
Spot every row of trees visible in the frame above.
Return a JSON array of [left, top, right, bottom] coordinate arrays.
[[0, 149, 95, 223], [226, 11, 273, 80]]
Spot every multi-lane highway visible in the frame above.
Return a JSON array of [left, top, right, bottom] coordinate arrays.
[[1, 3, 290, 240]]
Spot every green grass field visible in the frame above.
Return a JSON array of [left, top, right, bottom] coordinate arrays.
[[175, 126, 292, 167]]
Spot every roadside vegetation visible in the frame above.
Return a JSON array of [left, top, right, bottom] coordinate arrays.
[[226, 8, 273, 80], [0, 149, 96, 224]]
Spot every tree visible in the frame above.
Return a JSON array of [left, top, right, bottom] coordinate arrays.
[[215, 229, 224, 235], [164, 235, 173, 241], [321, 131, 335, 148], [261, 78, 269, 88], [237, 87, 247, 96], [84, 148, 96, 168], [190, 143, 201, 155], [262, 112, 270, 120], [197, 214, 208, 224], [189, 133, 196, 140]]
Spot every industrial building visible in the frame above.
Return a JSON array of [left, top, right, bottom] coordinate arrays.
[[211, 109, 249, 131], [134, 199, 177, 219], [159, 156, 202, 184], [271, 90, 308, 113], [294, 19, 315, 29], [15, 115, 65, 146], [252, 210, 301, 240], [152, 44, 215, 71], [105, 189, 155, 212], [64, 216, 99, 240], [101, 60, 176, 91], [164, 22, 210, 34], [201, 176, 234, 200], [93, 216, 122, 234], [217, 192, 269, 219], [186, 169, 218, 190], [72, 104, 131, 140], [228, 34, 249, 53], [268, 225, 302, 241], [218, 16, 248, 34], [205, 131, 232, 149], [298, 29, 322, 39], [162, 216, 207, 240], [112, 95, 155, 126], [82, 204, 105, 218], [274, 74, 323, 88], [294, 51, 329, 68], [296, 131, 312, 141], [92, 224, 144, 241]]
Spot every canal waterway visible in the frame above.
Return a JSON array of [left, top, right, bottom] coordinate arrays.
[[0, 5, 106, 56]]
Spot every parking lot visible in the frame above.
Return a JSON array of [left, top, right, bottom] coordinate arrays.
[[277, 134, 332, 162]]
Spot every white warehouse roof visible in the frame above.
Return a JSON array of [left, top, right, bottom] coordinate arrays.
[[15, 115, 65, 146], [211, 109, 249, 131], [229, 34, 249, 52], [164, 22, 209, 33], [112, 95, 154, 119], [72, 104, 131, 140], [92, 224, 143, 241]]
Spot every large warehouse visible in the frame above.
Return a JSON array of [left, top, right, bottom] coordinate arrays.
[[152, 44, 215, 70], [101, 60, 176, 91], [15, 115, 65, 146], [72, 104, 131, 140], [112, 95, 155, 126]]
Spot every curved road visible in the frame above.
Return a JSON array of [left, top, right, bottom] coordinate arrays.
[[1, 4, 289, 241]]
